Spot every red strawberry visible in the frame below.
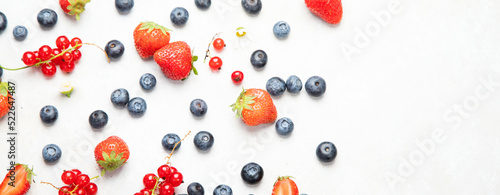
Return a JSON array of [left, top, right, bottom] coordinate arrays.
[[0, 82, 12, 118], [272, 176, 299, 195], [59, 0, 91, 20], [231, 88, 277, 126], [154, 41, 198, 80], [94, 136, 130, 176], [305, 0, 343, 24], [0, 164, 35, 195], [133, 22, 172, 59]]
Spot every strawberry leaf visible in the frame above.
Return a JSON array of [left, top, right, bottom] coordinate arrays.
[[0, 82, 9, 97]]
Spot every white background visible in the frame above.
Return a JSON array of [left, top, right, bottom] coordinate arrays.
[[1, 0, 500, 194]]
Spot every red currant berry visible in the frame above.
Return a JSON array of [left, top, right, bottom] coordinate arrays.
[[157, 165, 171, 180], [62, 52, 73, 63], [56, 35, 71, 50], [72, 50, 82, 62], [75, 188, 87, 195], [209, 56, 223, 70], [134, 193, 142, 195], [158, 183, 175, 195], [71, 169, 82, 176], [169, 172, 183, 187], [84, 182, 98, 195], [33, 51, 39, 58], [38, 45, 53, 61], [213, 38, 225, 51], [61, 170, 77, 185], [52, 48, 63, 65], [22, 51, 37, 66], [71, 37, 83, 49], [139, 188, 152, 195], [75, 174, 90, 187], [169, 166, 178, 175], [231, 70, 244, 84], [143, 173, 158, 189], [41, 62, 57, 77], [58, 186, 71, 195], [60, 61, 75, 73]]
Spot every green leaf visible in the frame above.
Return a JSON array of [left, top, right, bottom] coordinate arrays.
[[192, 66, 198, 75], [0, 82, 8, 97], [102, 151, 110, 162], [109, 150, 116, 159], [192, 56, 198, 62]]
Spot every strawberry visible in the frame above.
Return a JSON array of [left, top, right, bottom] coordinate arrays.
[[133, 22, 172, 59], [154, 41, 198, 80], [0, 164, 35, 195], [272, 176, 299, 195], [59, 0, 91, 20], [231, 88, 277, 126], [0, 82, 12, 118], [94, 136, 130, 176], [305, 0, 343, 24]]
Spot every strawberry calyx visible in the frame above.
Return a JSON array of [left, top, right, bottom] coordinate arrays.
[[66, 0, 91, 20], [274, 175, 294, 186], [16, 164, 36, 184], [0, 82, 9, 97], [97, 150, 126, 176], [139, 21, 172, 35], [230, 87, 256, 118]]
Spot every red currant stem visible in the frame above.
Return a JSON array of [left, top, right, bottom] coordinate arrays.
[[89, 175, 99, 180], [40, 181, 61, 191], [82, 42, 110, 63], [150, 177, 160, 195], [70, 184, 79, 193], [165, 131, 191, 165], [204, 32, 222, 63], [0, 64, 30, 71]]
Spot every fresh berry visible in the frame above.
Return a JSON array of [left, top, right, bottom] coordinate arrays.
[[169, 172, 183, 187], [139, 188, 152, 195], [59, 0, 90, 20], [231, 88, 277, 126], [89, 110, 108, 129], [272, 176, 299, 195], [305, 0, 343, 24], [61, 170, 77, 185], [154, 41, 198, 80], [133, 22, 171, 58], [305, 76, 326, 97], [37, 8, 58, 28], [75, 174, 90, 187], [40, 105, 58, 124], [0, 12, 6, 32], [213, 184, 233, 195], [62, 52, 74, 63], [115, 0, 134, 13], [41, 62, 57, 77], [170, 7, 189, 26], [190, 99, 207, 117], [187, 182, 204, 195], [231, 71, 244, 84], [71, 37, 82, 49], [56, 36, 71, 50], [42, 144, 62, 163], [39, 45, 53, 61], [71, 169, 82, 176], [273, 21, 291, 39], [286, 75, 302, 93], [213, 38, 225, 50], [127, 97, 147, 117], [162, 133, 181, 151], [74, 188, 87, 195], [13, 25, 28, 41], [250, 50, 267, 68], [275, 117, 294, 136], [157, 165, 171, 180], [0, 164, 34, 195], [140, 73, 157, 91], [60, 61, 76, 73], [158, 182, 175, 195], [209, 56, 222, 70], [0, 68, 3, 78], [143, 173, 158, 189], [59, 186, 71, 195], [94, 136, 130, 175], [110, 88, 130, 107], [72, 50, 82, 62], [105, 40, 125, 60], [266, 77, 286, 96], [22, 51, 37, 66], [195, 0, 211, 9], [193, 131, 214, 151], [241, 162, 264, 184], [84, 182, 98, 195], [316, 141, 337, 163], [52, 48, 63, 65], [241, 0, 262, 15]]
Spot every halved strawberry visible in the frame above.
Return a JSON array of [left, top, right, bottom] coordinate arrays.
[[59, 0, 91, 20], [272, 176, 299, 195], [0, 164, 35, 195]]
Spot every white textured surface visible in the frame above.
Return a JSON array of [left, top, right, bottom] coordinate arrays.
[[0, 0, 500, 194]]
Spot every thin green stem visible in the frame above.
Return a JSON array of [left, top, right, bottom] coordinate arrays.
[[0, 64, 30, 71]]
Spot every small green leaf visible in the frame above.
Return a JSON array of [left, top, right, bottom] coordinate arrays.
[[192, 56, 198, 62], [109, 150, 116, 159], [192, 66, 198, 75]]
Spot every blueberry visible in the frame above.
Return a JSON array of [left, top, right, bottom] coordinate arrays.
[[0, 12, 8, 32], [250, 50, 267, 69], [286, 75, 302, 93], [193, 131, 214, 151], [40, 105, 58, 125], [305, 76, 326, 97], [275, 117, 294, 136], [13, 25, 27, 41], [162, 133, 181, 151], [115, 0, 134, 13], [0, 67, 3, 78], [127, 97, 147, 117], [213, 184, 233, 195], [89, 110, 108, 129], [266, 77, 286, 96], [37, 8, 58, 28], [241, 0, 262, 15], [139, 73, 156, 91], [195, 0, 211, 9], [190, 99, 207, 117], [105, 40, 125, 60], [170, 7, 189, 26], [316, 141, 337, 163], [273, 21, 290, 39], [42, 144, 62, 163], [110, 88, 129, 107], [187, 182, 205, 195], [241, 162, 264, 185]]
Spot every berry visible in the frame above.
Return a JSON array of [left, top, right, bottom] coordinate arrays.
[[195, 0, 211, 9], [61, 170, 77, 185], [250, 50, 267, 68], [157, 165, 171, 180], [0, 164, 34, 195], [0, 12, 7, 32], [39, 45, 53, 61], [75, 174, 90, 187], [56, 36, 71, 50], [71, 37, 82, 49], [140, 73, 157, 91], [231, 71, 244, 84], [193, 131, 214, 151], [37, 8, 58, 28], [286, 75, 302, 93], [213, 184, 233, 195], [60, 61, 76, 73], [62, 52, 74, 63], [127, 97, 147, 117], [41, 62, 57, 77], [305, 76, 326, 97], [241, 162, 264, 185], [13, 25, 28, 41], [169, 172, 183, 187], [115, 0, 134, 13], [170, 7, 189, 26], [59, 0, 91, 20], [275, 117, 294, 136], [74, 188, 87, 195], [273, 21, 291, 39], [213, 38, 225, 50], [162, 133, 181, 151], [158, 182, 175, 195], [105, 40, 125, 60], [231, 88, 277, 126], [42, 144, 62, 163], [143, 173, 158, 189], [52, 48, 63, 65], [154, 41, 197, 80], [40, 105, 58, 125], [241, 0, 262, 15], [84, 183, 98, 195], [94, 136, 130, 175], [189, 99, 207, 117], [88, 110, 108, 129], [59, 186, 71, 195], [272, 176, 299, 195], [305, 0, 343, 24], [71, 169, 82, 176], [110, 88, 130, 107], [22, 51, 37, 66], [316, 141, 337, 163], [187, 182, 204, 195], [0, 68, 3, 78], [133, 22, 171, 58], [72, 50, 82, 62], [140, 188, 152, 195], [209, 56, 222, 70], [266, 77, 286, 96]]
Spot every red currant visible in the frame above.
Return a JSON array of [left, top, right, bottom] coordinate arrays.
[[58, 186, 71, 195], [209, 56, 223, 70], [169, 166, 178, 175], [61, 170, 77, 185], [71, 37, 82, 49], [158, 182, 175, 195], [33, 51, 39, 59], [71, 169, 82, 176], [62, 52, 73, 63], [134, 193, 142, 195], [75, 174, 90, 187], [60, 61, 75, 73], [38, 45, 53, 61], [84, 182, 98, 195], [231, 70, 244, 84], [72, 50, 82, 62], [213, 38, 225, 51], [22, 51, 37, 66], [169, 172, 183, 187], [143, 173, 158, 189], [139, 188, 152, 195], [75, 188, 87, 195], [56, 35, 71, 50], [157, 165, 171, 180], [52, 48, 63, 65]]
